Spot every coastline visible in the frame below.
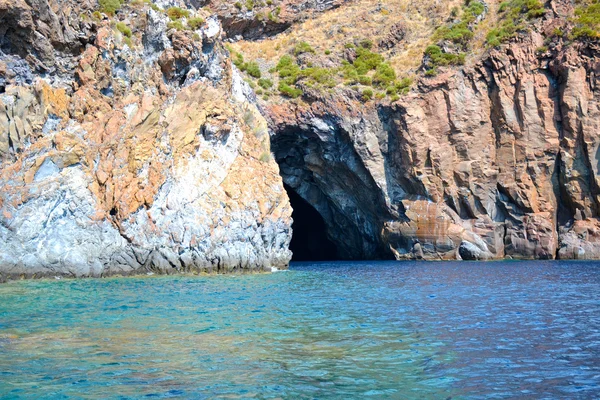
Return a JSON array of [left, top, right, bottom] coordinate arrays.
[[0, 264, 285, 284]]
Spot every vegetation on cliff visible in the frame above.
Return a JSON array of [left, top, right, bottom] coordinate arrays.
[[572, 0, 600, 39], [485, 0, 545, 46], [229, 0, 469, 101], [229, 0, 551, 94]]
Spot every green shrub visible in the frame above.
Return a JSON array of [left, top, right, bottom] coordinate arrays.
[[466, 1, 485, 17], [294, 41, 315, 55], [188, 17, 205, 30], [486, 20, 518, 47], [425, 44, 442, 57], [341, 62, 359, 83], [486, 0, 545, 46], [143, 0, 160, 11], [358, 75, 372, 85], [572, 1, 600, 40], [232, 53, 263, 78], [167, 6, 190, 20], [167, 20, 185, 31], [425, 45, 466, 68], [278, 82, 303, 98], [373, 62, 396, 87], [362, 88, 374, 101], [245, 61, 262, 78], [430, 0, 485, 50], [99, 0, 122, 15], [276, 55, 294, 69], [276, 55, 301, 84], [258, 78, 273, 89], [353, 47, 384, 75], [434, 21, 474, 45], [497, 0, 545, 19], [324, 49, 332, 55], [395, 77, 413, 94], [233, 52, 245, 69], [387, 77, 413, 95], [116, 22, 132, 37], [235, 2, 243, 10], [246, 0, 254, 10], [301, 67, 337, 87]]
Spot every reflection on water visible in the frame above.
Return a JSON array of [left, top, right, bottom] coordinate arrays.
[[0, 261, 599, 399]]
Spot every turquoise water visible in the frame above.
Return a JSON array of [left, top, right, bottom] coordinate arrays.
[[0, 261, 599, 399]]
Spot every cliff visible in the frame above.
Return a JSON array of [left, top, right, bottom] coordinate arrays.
[[2, 0, 600, 279], [235, 0, 600, 261], [268, 36, 600, 260], [0, 0, 292, 279]]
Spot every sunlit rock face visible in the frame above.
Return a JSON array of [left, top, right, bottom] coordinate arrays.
[[267, 3, 600, 261], [4, 0, 600, 280], [0, 0, 292, 279]]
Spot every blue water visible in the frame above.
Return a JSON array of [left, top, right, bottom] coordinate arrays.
[[0, 261, 599, 399]]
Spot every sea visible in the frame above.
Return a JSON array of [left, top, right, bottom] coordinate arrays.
[[0, 260, 599, 399]]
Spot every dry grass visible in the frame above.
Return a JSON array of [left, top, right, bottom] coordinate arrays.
[[231, 0, 479, 75], [230, 0, 518, 102]]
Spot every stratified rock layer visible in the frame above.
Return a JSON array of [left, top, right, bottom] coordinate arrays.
[[269, 18, 600, 261], [0, 0, 292, 279]]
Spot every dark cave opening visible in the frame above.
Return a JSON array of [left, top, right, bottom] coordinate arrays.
[[284, 184, 338, 261]]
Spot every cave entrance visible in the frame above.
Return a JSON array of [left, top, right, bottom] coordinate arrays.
[[284, 184, 338, 261]]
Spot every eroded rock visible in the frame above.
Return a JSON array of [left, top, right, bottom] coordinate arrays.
[[0, 1, 292, 279], [268, 25, 600, 261]]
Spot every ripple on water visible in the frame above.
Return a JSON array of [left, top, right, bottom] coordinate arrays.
[[0, 260, 599, 398]]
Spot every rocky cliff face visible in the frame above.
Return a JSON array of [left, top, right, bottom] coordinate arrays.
[[3, 0, 600, 280], [267, 0, 600, 261], [0, 0, 292, 279]]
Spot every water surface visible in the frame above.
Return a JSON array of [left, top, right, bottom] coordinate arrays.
[[0, 261, 599, 399]]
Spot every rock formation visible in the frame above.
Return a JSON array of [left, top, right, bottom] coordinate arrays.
[[0, 0, 292, 279], [3, 0, 600, 281], [267, 0, 600, 261]]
